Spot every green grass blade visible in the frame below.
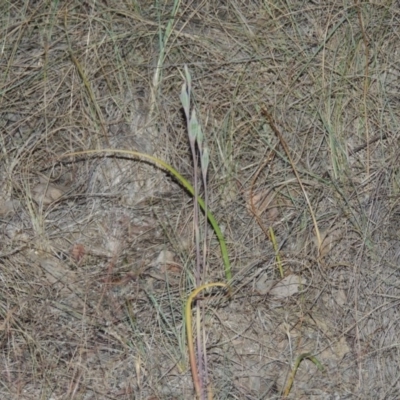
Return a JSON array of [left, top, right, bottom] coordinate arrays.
[[60, 149, 232, 281]]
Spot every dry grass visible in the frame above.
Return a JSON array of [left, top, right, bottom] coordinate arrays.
[[1, 0, 400, 399]]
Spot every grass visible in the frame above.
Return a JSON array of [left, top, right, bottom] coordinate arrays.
[[1, 0, 400, 399]]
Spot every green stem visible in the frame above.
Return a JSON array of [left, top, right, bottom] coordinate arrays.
[[283, 353, 324, 397], [60, 149, 232, 281]]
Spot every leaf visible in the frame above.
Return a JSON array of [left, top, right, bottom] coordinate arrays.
[[201, 147, 209, 175], [180, 82, 190, 120], [189, 109, 200, 143]]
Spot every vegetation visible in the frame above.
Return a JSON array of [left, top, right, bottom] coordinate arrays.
[[1, 1, 399, 398]]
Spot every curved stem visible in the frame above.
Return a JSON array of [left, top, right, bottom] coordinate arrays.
[[59, 149, 232, 281], [185, 283, 229, 398]]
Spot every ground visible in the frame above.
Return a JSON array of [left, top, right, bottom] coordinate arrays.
[[1, 1, 400, 399]]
